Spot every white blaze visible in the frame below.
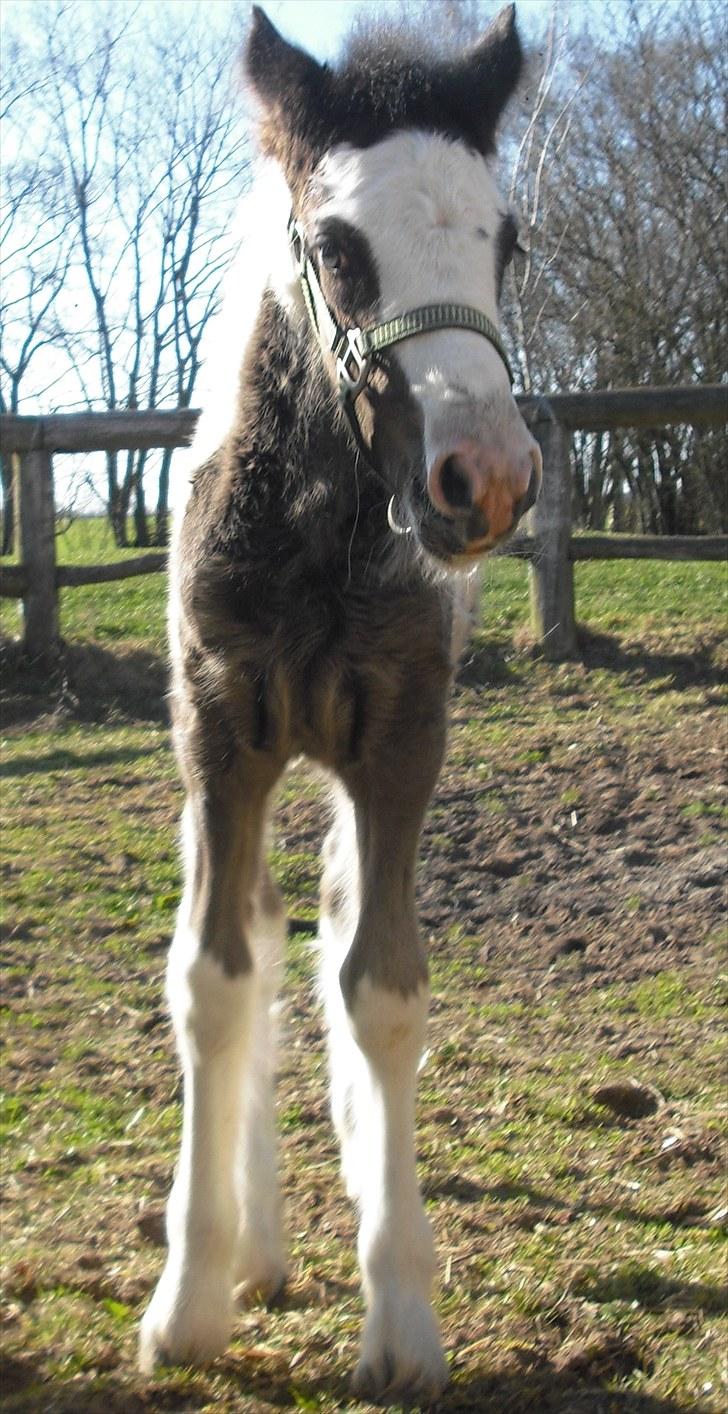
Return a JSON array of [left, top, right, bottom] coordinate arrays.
[[312, 130, 516, 464]]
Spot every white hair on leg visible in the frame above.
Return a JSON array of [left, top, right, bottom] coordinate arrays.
[[140, 800, 284, 1370], [318, 793, 368, 1200], [319, 927, 372, 1203], [235, 868, 287, 1303], [318, 792, 447, 1402], [139, 927, 255, 1371], [348, 979, 447, 1403]]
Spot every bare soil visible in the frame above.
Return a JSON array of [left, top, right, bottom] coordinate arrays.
[[1, 628, 726, 1414]]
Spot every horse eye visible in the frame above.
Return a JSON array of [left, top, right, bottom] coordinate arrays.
[[318, 238, 343, 273]]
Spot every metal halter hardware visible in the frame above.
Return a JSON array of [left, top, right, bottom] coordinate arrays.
[[288, 213, 514, 467]]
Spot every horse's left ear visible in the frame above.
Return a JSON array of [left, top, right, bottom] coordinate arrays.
[[449, 3, 523, 152]]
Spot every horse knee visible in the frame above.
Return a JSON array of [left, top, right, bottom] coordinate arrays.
[[344, 975, 429, 1076], [167, 939, 253, 1059]]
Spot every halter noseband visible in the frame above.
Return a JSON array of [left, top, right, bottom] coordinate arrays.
[[288, 214, 513, 467]]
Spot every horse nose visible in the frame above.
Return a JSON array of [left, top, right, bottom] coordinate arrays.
[[427, 438, 542, 542]]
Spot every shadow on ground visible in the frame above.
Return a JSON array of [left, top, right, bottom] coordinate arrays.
[[457, 625, 725, 695], [578, 626, 726, 693], [0, 742, 166, 779], [0, 1350, 712, 1414], [0, 637, 168, 728]]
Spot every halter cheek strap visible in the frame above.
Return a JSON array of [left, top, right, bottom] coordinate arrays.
[[288, 214, 513, 467]]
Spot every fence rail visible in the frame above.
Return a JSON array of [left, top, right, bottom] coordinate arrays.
[[1, 384, 726, 662]]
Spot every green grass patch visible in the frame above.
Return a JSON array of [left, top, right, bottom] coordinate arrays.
[[1, 539, 726, 1412]]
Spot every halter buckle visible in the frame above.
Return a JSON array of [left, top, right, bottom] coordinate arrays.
[[335, 328, 371, 401], [287, 215, 306, 273]]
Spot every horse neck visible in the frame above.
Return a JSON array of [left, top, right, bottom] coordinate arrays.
[[231, 288, 380, 523]]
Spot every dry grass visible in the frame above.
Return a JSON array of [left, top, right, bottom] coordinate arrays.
[[1, 548, 726, 1412]]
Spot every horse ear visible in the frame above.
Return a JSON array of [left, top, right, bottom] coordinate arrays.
[[449, 3, 523, 151], [245, 7, 326, 122]]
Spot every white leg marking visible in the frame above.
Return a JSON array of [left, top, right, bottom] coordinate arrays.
[[235, 880, 287, 1303], [319, 922, 370, 1203], [319, 806, 367, 1200], [140, 932, 254, 1371], [348, 980, 448, 1403], [319, 795, 447, 1401]]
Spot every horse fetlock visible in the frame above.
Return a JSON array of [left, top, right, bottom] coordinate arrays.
[[139, 1256, 234, 1372], [360, 1206, 436, 1297], [235, 1215, 287, 1306], [352, 1288, 448, 1404]]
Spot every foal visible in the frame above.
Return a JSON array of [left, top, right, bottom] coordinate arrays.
[[140, 5, 540, 1402]]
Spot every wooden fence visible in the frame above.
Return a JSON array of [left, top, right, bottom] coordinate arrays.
[[0, 384, 726, 663]]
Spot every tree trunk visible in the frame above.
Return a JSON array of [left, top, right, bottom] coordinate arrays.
[[1, 453, 16, 555], [107, 451, 128, 546], [133, 449, 149, 546], [154, 445, 173, 546], [587, 432, 607, 530]]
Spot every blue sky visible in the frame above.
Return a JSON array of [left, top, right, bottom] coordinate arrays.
[[0, 1, 628, 64], [256, 1, 616, 58], [0, 0, 635, 515]]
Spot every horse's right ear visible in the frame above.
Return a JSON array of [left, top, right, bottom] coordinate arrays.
[[245, 7, 326, 120]]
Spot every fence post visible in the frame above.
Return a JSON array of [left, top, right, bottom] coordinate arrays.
[[528, 404, 578, 660], [16, 445, 60, 660]]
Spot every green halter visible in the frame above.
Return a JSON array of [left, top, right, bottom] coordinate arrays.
[[288, 214, 513, 465]]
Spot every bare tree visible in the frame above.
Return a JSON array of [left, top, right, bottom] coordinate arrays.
[[548, 0, 727, 531], [1, 0, 250, 546], [500, 6, 592, 394], [490, 0, 726, 532], [0, 19, 72, 552]]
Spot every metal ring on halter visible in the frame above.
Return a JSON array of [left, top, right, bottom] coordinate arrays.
[[387, 496, 412, 536]]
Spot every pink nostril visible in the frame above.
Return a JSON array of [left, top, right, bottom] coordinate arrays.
[[427, 436, 543, 538]]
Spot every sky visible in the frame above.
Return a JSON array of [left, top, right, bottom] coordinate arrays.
[[246, 0, 634, 60], [267, 0, 567, 56], [0, 0, 647, 519]]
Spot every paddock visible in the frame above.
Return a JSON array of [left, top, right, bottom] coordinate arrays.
[[1, 547, 725, 1414]]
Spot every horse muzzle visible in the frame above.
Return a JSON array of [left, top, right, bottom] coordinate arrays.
[[426, 434, 542, 555]]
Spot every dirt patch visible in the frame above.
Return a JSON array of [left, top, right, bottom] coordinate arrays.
[[421, 699, 725, 994], [1, 630, 726, 1413], [273, 687, 726, 998]]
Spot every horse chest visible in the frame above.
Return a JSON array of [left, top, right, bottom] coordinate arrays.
[[183, 553, 451, 770], [282, 572, 442, 749]]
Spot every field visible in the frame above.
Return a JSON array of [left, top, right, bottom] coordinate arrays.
[[1, 522, 726, 1414]]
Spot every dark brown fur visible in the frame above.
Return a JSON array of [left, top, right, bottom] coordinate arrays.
[[171, 8, 524, 979], [247, 4, 523, 185], [141, 10, 529, 1391]]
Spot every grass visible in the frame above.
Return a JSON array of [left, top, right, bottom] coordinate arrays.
[[1, 519, 726, 1412], [2, 517, 726, 661]]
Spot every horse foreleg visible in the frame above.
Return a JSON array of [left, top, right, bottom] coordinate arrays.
[[234, 863, 287, 1305], [326, 742, 449, 1404], [140, 763, 279, 1371]]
